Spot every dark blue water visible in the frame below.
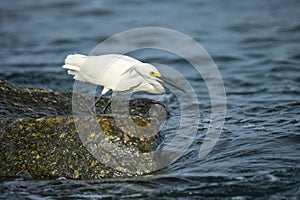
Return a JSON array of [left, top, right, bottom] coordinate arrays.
[[1, 0, 300, 199]]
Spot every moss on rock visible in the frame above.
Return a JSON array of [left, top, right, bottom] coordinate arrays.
[[0, 79, 166, 179]]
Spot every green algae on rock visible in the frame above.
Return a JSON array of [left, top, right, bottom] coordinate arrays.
[[0, 79, 167, 179]]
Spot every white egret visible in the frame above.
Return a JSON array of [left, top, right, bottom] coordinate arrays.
[[63, 54, 185, 112]]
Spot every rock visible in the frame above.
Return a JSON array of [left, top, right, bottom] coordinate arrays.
[[0, 79, 167, 179]]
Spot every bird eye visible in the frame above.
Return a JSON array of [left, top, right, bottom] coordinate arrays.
[[150, 71, 155, 75]]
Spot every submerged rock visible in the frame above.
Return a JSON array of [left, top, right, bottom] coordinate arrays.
[[0, 79, 167, 179]]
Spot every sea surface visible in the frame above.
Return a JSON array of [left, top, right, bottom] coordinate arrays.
[[1, 0, 300, 199]]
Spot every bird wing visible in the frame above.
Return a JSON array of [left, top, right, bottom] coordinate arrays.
[[78, 54, 140, 86]]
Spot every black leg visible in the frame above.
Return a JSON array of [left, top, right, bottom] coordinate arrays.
[[93, 94, 103, 107], [101, 96, 113, 114], [87, 94, 103, 114]]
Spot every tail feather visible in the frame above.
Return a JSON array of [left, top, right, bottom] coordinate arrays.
[[67, 70, 77, 76], [64, 54, 87, 67], [63, 54, 88, 78], [62, 64, 80, 71]]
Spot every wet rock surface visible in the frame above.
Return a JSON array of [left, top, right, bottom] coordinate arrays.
[[0, 79, 166, 179]]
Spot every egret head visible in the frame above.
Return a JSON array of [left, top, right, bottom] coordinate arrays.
[[134, 63, 161, 80], [135, 63, 186, 93]]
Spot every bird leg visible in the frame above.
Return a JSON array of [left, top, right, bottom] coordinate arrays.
[[93, 94, 103, 108], [101, 97, 113, 114], [87, 94, 103, 114], [88, 94, 113, 114]]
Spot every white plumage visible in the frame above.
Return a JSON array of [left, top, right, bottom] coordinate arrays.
[[63, 54, 166, 95]]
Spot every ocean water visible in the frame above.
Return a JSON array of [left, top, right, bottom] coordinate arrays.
[[1, 0, 300, 199]]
